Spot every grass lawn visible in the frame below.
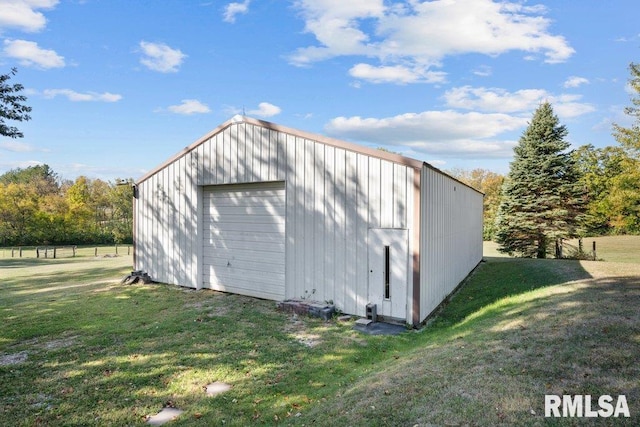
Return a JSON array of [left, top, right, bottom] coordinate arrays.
[[1, 239, 639, 425]]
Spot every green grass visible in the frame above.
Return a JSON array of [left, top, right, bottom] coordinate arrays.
[[564, 235, 640, 264], [485, 236, 640, 263], [1, 238, 639, 425], [0, 245, 132, 259]]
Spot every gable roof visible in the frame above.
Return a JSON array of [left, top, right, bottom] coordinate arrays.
[[137, 115, 482, 196], [137, 115, 426, 185]]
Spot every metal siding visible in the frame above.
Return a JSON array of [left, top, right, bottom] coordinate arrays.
[[420, 166, 483, 321], [343, 150, 358, 315], [203, 183, 286, 300], [334, 147, 347, 311], [135, 120, 416, 318]]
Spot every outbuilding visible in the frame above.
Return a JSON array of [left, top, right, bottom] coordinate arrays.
[[133, 115, 483, 326]]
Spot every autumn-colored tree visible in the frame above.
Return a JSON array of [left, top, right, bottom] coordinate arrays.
[[0, 165, 134, 245], [608, 62, 640, 233], [448, 168, 504, 240]]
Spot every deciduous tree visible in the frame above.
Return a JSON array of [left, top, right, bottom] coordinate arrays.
[[609, 62, 640, 233], [0, 68, 31, 138], [449, 168, 504, 240]]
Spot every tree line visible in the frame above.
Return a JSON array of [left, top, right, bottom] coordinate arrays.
[[0, 66, 638, 254], [451, 63, 640, 257], [0, 165, 133, 246]]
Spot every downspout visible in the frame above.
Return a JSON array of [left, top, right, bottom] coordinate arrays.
[[132, 184, 138, 269], [412, 166, 422, 327]]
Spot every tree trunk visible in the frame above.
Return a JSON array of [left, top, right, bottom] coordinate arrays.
[[537, 235, 547, 258]]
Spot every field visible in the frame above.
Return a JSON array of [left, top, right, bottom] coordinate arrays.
[[0, 239, 639, 425], [0, 245, 132, 259]]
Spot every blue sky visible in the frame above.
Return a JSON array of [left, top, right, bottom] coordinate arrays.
[[0, 0, 637, 182]]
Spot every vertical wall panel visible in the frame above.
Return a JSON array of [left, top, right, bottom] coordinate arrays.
[[343, 150, 358, 315], [135, 119, 420, 317], [420, 166, 483, 321], [334, 148, 346, 311]]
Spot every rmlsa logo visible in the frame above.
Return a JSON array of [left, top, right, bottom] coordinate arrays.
[[545, 395, 630, 418]]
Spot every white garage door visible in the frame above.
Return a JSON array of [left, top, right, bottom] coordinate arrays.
[[203, 182, 286, 300]]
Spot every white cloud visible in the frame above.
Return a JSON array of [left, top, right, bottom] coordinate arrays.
[[444, 86, 548, 113], [325, 110, 525, 158], [247, 102, 281, 118], [223, 0, 250, 23], [139, 41, 186, 73], [0, 0, 58, 33], [563, 76, 589, 88], [290, 0, 574, 83], [43, 89, 122, 102], [443, 86, 595, 118], [0, 159, 43, 172], [551, 94, 596, 118], [167, 99, 211, 115], [288, 0, 385, 66], [3, 39, 64, 68], [473, 65, 492, 77], [349, 63, 446, 85], [0, 140, 34, 152]]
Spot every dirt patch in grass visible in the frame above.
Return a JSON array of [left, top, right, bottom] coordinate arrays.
[[0, 351, 28, 366], [283, 314, 323, 348]]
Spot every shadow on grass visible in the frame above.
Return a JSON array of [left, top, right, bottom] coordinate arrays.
[[430, 256, 593, 328], [299, 260, 640, 427]]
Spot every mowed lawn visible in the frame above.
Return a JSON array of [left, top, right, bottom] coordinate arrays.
[[1, 239, 639, 426]]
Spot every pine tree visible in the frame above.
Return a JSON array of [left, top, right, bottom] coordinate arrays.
[[495, 102, 585, 258]]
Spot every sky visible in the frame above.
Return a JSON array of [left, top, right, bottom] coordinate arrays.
[[0, 0, 637, 182]]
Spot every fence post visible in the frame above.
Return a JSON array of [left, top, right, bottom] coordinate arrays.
[[95, 247, 98, 257], [44, 247, 48, 258], [115, 244, 118, 255], [53, 247, 57, 259], [19, 247, 22, 258], [127, 246, 130, 255], [73, 246, 76, 257], [11, 248, 14, 258], [36, 247, 40, 258], [592, 241, 597, 261]]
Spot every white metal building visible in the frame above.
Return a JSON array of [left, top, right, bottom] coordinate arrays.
[[134, 116, 483, 325]]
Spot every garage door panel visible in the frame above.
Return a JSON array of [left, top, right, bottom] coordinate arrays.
[[205, 214, 285, 225], [204, 231, 284, 244], [203, 252, 284, 268], [203, 239, 285, 252], [204, 205, 285, 217], [203, 246, 284, 260], [202, 182, 286, 300], [206, 194, 285, 207], [205, 222, 284, 234], [204, 269, 285, 286]]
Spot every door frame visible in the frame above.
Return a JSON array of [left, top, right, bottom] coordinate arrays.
[[367, 228, 409, 320]]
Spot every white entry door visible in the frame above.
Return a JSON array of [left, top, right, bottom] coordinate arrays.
[[368, 228, 409, 320]]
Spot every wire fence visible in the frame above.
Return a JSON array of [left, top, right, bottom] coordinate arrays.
[[0, 245, 132, 259]]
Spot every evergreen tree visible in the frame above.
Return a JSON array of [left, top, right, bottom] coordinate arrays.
[[495, 102, 585, 258]]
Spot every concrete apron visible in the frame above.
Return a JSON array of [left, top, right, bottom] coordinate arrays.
[[353, 319, 407, 335]]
